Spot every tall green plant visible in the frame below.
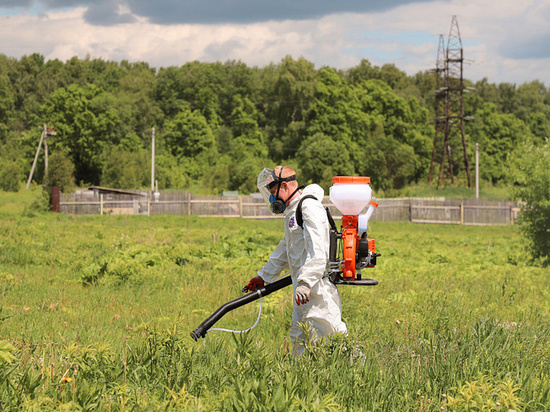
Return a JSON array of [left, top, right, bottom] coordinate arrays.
[[0, 160, 22, 192], [507, 139, 550, 265]]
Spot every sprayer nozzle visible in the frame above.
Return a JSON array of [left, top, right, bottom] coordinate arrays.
[[190, 329, 204, 341]]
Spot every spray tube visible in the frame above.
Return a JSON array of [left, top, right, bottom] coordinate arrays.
[[358, 201, 378, 234], [190, 276, 292, 341]]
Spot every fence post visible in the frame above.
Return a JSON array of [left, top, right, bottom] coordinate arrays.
[[460, 201, 464, 225], [50, 186, 60, 213], [187, 192, 191, 216], [100, 194, 103, 215], [409, 198, 412, 222], [239, 196, 243, 218], [510, 202, 513, 225]]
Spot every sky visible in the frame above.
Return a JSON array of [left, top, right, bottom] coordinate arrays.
[[1, 0, 549, 85]]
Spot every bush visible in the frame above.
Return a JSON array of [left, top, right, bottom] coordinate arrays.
[[22, 189, 51, 216], [0, 160, 22, 192], [507, 140, 550, 265]]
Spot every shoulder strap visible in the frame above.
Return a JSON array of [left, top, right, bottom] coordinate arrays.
[[296, 195, 318, 229], [296, 195, 338, 232]]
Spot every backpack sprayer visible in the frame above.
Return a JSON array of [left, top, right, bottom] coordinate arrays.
[[190, 176, 380, 341]]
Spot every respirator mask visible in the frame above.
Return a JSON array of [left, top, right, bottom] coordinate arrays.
[[257, 167, 302, 214]]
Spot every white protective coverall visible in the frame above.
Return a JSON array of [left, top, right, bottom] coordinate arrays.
[[257, 184, 347, 353]]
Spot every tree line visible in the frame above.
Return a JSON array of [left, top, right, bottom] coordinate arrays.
[[0, 53, 549, 195]]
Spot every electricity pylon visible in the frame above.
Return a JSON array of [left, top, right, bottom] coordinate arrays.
[[428, 16, 472, 188]]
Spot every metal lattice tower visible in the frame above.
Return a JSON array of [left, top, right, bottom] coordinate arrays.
[[428, 16, 472, 188], [428, 34, 447, 185]]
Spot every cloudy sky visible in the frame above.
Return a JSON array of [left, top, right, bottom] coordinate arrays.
[[1, 0, 549, 85]]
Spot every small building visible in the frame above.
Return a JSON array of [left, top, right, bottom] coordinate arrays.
[[88, 186, 149, 215]]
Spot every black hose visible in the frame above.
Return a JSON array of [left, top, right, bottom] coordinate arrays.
[[190, 276, 292, 341]]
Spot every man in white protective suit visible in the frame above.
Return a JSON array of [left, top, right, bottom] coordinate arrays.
[[244, 166, 347, 354]]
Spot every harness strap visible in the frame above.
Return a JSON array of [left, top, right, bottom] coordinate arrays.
[[296, 195, 319, 229]]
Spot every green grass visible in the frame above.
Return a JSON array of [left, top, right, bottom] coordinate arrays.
[[0, 184, 45, 215], [0, 190, 548, 411]]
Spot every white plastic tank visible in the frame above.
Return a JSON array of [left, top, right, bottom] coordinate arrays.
[[329, 176, 372, 216]]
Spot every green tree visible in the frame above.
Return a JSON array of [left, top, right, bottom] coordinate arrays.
[[308, 73, 431, 190], [378, 63, 409, 90], [101, 147, 149, 189], [230, 94, 259, 136], [266, 56, 317, 161], [154, 60, 258, 128], [0, 63, 13, 142], [473, 78, 500, 107], [163, 105, 216, 159], [297, 133, 354, 189], [307, 67, 364, 166], [226, 131, 269, 193], [1, 53, 548, 194], [110, 62, 163, 141], [203, 154, 232, 194], [5, 54, 45, 131], [346, 59, 380, 85], [497, 82, 518, 115], [219, 93, 270, 193], [271, 56, 316, 124], [411, 70, 438, 108], [44, 151, 75, 191], [507, 140, 550, 265], [513, 81, 548, 121], [153, 154, 189, 190], [525, 111, 550, 143], [42, 83, 120, 184], [468, 103, 532, 183]]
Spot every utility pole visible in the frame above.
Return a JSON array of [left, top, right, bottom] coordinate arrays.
[[44, 132, 49, 179], [428, 16, 472, 188], [151, 127, 155, 192], [475, 142, 479, 198], [26, 124, 56, 189]]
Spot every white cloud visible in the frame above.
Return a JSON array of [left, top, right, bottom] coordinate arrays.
[[1, 1, 549, 85]]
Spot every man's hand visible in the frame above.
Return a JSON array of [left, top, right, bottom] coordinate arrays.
[[295, 285, 310, 305], [243, 276, 264, 292]]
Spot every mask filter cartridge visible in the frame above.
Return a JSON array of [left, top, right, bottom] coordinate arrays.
[[269, 194, 286, 214]]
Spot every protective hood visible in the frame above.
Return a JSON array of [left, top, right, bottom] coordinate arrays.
[[282, 184, 325, 216], [300, 184, 325, 203]]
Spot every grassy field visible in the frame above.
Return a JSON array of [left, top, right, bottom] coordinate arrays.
[[0, 188, 549, 411]]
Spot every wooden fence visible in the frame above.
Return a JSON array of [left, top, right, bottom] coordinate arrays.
[[59, 189, 521, 226]]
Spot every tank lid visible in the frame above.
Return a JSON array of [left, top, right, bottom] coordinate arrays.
[[332, 176, 370, 184]]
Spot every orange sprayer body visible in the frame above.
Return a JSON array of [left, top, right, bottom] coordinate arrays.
[[330, 176, 379, 284], [340, 216, 378, 280], [341, 215, 359, 281]]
